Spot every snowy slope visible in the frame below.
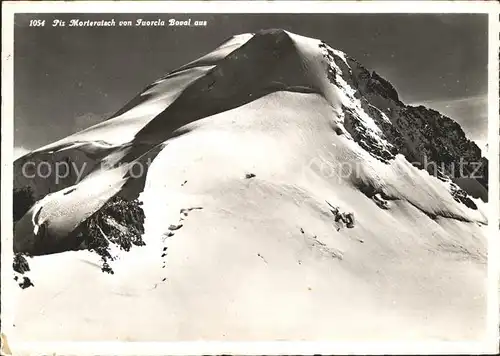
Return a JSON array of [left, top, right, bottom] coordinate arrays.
[[10, 29, 488, 342]]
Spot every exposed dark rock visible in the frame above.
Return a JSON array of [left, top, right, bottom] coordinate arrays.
[[168, 224, 183, 231], [180, 207, 203, 217], [19, 276, 34, 289], [74, 195, 146, 273], [102, 261, 114, 275], [318, 42, 487, 207], [342, 105, 395, 163], [366, 71, 400, 103], [13, 253, 30, 274], [326, 201, 355, 229], [13, 186, 35, 223], [450, 183, 478, 210], [345, 213, 355, 228]]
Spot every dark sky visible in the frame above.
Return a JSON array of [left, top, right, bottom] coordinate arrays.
[[14, 13, 488, 154]]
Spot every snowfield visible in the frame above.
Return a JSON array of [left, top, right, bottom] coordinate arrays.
[[9, 30, 489, 343]]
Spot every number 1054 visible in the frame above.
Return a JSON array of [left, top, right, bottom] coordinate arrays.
[[29, 20, 46, 27]]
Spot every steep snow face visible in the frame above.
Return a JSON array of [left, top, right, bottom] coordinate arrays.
[[11, 29, 488, 341], [320, 43, 488, 199], [174, 33, 255, 72]]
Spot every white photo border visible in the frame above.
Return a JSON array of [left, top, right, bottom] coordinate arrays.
[[2, 1, 499, 355]]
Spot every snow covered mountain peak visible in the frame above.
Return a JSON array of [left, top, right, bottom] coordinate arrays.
[[11, 29, 489, 341], [14, 29, 487, 252]]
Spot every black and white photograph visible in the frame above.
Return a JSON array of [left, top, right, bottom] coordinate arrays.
[[1, 1, 499, 355]]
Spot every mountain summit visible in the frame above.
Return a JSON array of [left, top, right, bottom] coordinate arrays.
[[12, 30, 488, 341]]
